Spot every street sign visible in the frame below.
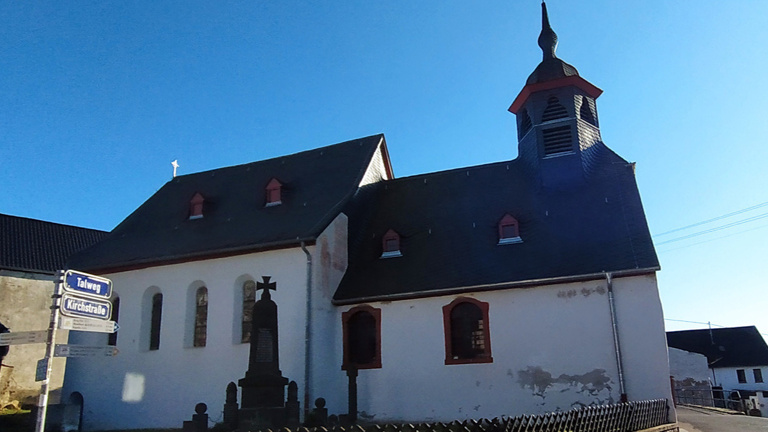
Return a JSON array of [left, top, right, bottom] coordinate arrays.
[[35, 358, 49, 382], [59, 316, 118, 334], [60, 293, 112, 321], [53, 344, 119, 358], [0, 330, 48, 346], [63, 270, 112, 299]]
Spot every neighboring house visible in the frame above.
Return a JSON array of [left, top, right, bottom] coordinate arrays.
[[62, 4, 673, 431], [0, 213, 107, 408], [667, 326, 768, 396]]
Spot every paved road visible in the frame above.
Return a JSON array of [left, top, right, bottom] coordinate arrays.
[[677, 405, 768, 431]]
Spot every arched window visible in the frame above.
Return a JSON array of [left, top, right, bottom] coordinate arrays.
[[342, 305, 382, 370], [194, 287, 208, 347], [108, 296, 120, 346], [150, 293, 163, 351], [189, 193, 204, 219], [442, 298, 492, 365], [241, 280, 256, 343], [498, 214, 522, 245]]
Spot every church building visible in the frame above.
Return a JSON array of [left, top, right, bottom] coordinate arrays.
[[63, 4, 673, 430]]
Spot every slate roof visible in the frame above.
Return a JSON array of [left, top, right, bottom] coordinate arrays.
[[68, 135, 388, 272], [667, 326, 768, 368], [334, 142, 659, 303], [0, 213, 108, 274]]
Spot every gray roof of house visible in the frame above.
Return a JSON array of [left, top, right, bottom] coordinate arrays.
[[667, 326, 768, 368], [68, 134, 387, 272], [0, 213, 108, 274], [334, 143, 659, 303]]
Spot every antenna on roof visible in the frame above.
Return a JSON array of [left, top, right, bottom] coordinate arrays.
[[172, 160, 180, 178]]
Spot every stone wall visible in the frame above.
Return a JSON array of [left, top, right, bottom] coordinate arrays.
[[0, 270, 68, 407]]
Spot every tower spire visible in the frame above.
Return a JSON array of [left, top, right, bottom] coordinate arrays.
[[538, 2, 558, 60]]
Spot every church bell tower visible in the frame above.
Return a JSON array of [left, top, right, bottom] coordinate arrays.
[[509, 2, 607, 188]]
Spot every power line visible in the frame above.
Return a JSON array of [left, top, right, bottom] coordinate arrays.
[[653, 200, 768, 237], [665, 318, 768, 338], [657, 222, 768, 253], [654, 210, 768, 246]]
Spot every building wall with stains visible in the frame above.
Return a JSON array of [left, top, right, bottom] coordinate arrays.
[[332, 273, 672, 423], [0, 271, 69, 408]]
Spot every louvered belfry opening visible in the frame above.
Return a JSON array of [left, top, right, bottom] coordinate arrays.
[[542, 125, 573, 156], [518, 108, 533, 138], [580, 96, 597, 126], [541, 96, 568, 122]]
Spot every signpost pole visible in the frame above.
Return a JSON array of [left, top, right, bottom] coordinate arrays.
[[35, 270, 63, 432]]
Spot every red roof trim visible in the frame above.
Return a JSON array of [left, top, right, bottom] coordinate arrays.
[[509, 75, 603, 114]]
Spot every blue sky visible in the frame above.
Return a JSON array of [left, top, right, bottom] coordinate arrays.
[[2, 1, 767, 337]]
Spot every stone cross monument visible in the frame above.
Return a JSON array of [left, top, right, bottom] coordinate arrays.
[[238, 276, 289, 426]]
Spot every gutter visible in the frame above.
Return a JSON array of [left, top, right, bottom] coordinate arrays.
[[83, 237, 317, 274], [332, 266, 659, 305], [605, 272, 628, 402], [300, 241, 313, 420]]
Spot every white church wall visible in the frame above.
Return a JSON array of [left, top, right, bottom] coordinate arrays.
[[326, 274, 671, 422], [63, 246, 313, 431]]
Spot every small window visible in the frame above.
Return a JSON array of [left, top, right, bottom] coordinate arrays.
[[265, 178, 282, 206], [442, 298, 492, 365], [108, 297, 120, 346], [149, 293, 163, 351], [342, 306, 382, 370], [754, 369, 764, 383], [241, 280, 256, 343], [737, 369, 747, 383], [189, 193, 204, 219], [498, 214, 522, 245], [380, 229, 402, 258], [194, 287, 208, 347]]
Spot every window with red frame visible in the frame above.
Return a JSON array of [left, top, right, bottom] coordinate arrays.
[[342, 306, 382, 370], [442, 298, 492, 365], [498, 214, 522, 244], [381, 229, 401, 258]]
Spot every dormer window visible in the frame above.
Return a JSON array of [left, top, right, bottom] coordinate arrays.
[[265, 178, 282, 207], [189, 193, 204, 220], [380, 229, 402, 258], [498, 214, 522, 245]]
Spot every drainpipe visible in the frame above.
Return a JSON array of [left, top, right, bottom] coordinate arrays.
[[300, 242, 313, 420], [606, 272, 627, 402]]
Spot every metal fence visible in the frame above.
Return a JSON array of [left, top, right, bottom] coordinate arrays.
[[672, 386, 746, 412], [245, 399, 673, 432]]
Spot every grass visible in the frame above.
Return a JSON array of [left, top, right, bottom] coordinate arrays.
[[0, 408, 33, 432]]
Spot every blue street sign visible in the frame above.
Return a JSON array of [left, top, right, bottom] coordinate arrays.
[[60, 294, 112, 321], [64, 270, 112, 299]]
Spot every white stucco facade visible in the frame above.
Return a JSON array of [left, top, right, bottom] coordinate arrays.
[[711, 366, 768, 393], [322, 274, 672, 422]]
